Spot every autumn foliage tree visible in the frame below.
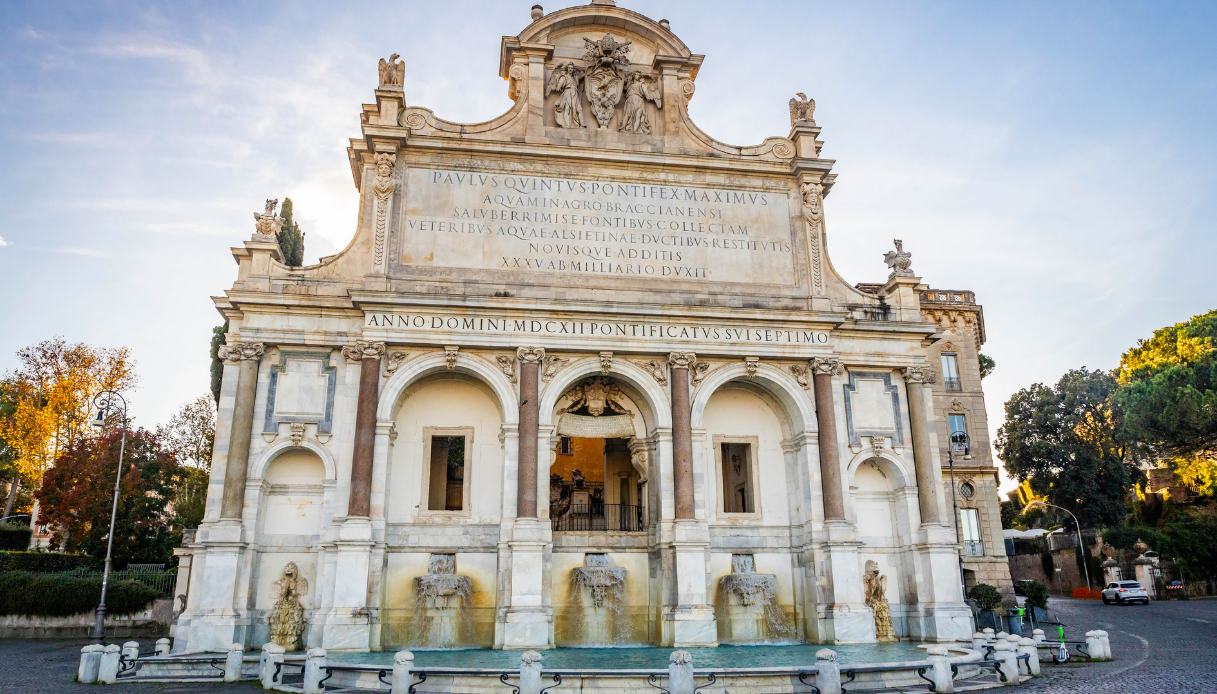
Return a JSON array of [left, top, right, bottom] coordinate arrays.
[[156, 395, 216, 529], [35, 429, 182, 566]]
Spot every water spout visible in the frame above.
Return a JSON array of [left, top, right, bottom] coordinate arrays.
[[569, 553, 627, 645], [716, 554, 795, 643], [411, 554, 473, 647]]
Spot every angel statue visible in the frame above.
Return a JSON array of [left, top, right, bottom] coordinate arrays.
[[378, 53, 405, 87], [547, 62, 585, 129], [619, 72, 662, 134], [789, 91, 816, 126], [268, 561, 309, 651]]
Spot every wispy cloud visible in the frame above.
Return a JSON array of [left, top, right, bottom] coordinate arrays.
[[54, 247, 110, 258], [0, 236, 8, 248]]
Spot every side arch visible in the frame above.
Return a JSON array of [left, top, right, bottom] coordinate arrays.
[[690, 362, 815, 437], [249, 439, 338, 482], [376, 351, 518, 425], [845, 447, 915, 490]]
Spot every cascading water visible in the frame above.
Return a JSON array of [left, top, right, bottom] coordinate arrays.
[[412, 554, 473, 647], [569, 553, 628, 645], [716, 554, 795, 643]]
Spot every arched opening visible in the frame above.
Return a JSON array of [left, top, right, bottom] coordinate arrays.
[[852, 457, 912, 639]]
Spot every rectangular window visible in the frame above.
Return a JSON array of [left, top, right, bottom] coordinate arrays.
[[558, 436, 574, 456], [948, 413, 967, 436], [719, 441, 754, 514], [941, 353, 961, 391], [426, 432, 469, 511], [960, 508, 984, 556]]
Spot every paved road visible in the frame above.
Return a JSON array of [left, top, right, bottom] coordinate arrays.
[[1020, 596, 1217, 693], [1, 599, 1213, 692]]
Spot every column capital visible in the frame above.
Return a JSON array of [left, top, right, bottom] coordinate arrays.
[[341, 340, 386, 362], [668, 351, 697, 369], [217, 342, 264, 364], [517, 346, 546, 364], [901, 363, 937, 384], [810, 356, 844, 376]]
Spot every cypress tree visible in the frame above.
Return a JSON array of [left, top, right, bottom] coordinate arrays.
[[277, 197, 305, 266]]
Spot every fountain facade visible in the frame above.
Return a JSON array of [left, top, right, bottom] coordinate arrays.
[[716, 554, 795, 643], [567, 553, 628, 645], [411, 554, 473, 647]]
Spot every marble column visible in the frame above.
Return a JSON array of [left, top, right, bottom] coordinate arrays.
[[810, 357, 845, 521], [902, 364, 942, 525], [516, 347, 544, 519], [217, 342, 264, 520], [669, 352, 696, 520], [343, 340, 385, 517]]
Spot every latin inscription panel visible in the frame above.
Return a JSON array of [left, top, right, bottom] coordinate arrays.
[[399, 168, 796, 285]]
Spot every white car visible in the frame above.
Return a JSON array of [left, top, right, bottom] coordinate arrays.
[[1102, 580, 1150, 605]]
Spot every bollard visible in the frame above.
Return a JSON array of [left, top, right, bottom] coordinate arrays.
[[77, 644, 104, 683], [98, 644, 122, 684], [518, 650, 544, 694], [154, 638, 171, 656], [1096, 630, 1112, 660], [993, 640, 1020, 686], [982, 627, 995, 644], [260, 642, 285, 689], [971, 632, 988, 652], [1018, 637, 1040, 676], [1032, 628, 1045, 645], [121, 641, 140, 664], [815, 649, 841, 694], [995, 630, 1009, 641], [668, 651, 695, 694], [926, 646, 954, 693], [1090, 628, 1109, 657], [390, 650, 415, 694], [303, 648, 327, 694], [224, 642, 244, 682]]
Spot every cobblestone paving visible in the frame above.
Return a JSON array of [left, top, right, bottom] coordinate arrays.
[[1, 599, 1213, 692], [1020, 596, 1217, 693]]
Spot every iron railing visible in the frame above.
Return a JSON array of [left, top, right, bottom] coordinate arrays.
[[552, 503, 644, 532], [962, 540, 985, 557], [943, 377, 962, 392]]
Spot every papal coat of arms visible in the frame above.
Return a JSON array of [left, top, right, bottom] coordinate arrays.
[[581, 34, 632, 128]]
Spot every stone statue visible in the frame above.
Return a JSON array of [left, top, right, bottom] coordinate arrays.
[[619, 71, 661, 134], [863, 560, 895, 641], [268, 562, 308, 651], [546, 63, 585, 128], [800, 181, 823, 225], [378, 53, 405, 87], [883, 239, 914, 278], [253, 198, 280, 239], [582, 34, 631, 127], [789, 92, 816, 126]]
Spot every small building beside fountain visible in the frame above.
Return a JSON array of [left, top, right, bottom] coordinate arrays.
[[172, 0, 1011, 655]]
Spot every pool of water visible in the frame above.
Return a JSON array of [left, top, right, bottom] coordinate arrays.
[[328, 642, 928, 670]]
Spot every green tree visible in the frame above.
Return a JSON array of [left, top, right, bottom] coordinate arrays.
[[34, 429, 183, 566], [979, 353, 996, 379], [209, 323, 227, 405], [996, 368, 1139, 527], [1116, 309, 1217, 494], [277, 197, 305, 266], [156, 396, 215, 529]]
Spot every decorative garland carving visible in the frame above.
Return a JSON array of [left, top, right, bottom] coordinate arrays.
[[496, 355, 517, 382], [743, 356, 760, 378], [636, 359, 668, 386], [444, 346, 460, 370], [517, 346, 546, 365], [810, 357, 844, 377], [901, 364, 936, 385], [371, 152, 397, 270], [542, 354, 570, 382], [342, 340, 386, 362], [789, 363, 810, 390], [691, 361, 711, 386], [384, 351, 409, 375], [800, 181, 825, 294], [218, 342, 265, 364], [599, 351, 613, 375]]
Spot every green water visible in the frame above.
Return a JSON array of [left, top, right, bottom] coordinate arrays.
[[329, 642, 927, 670]]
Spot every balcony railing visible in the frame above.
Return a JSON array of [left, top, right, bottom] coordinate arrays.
[[943, 377, 962, 392], [962, 540, 985, 557], [552, 503, 644, 532]]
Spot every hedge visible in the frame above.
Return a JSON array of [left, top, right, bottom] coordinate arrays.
[[0, 571, 158, 617], [0, 551, 99, 573], [0, 523, 31, 551]]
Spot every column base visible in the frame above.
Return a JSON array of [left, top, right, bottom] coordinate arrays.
[[818, 605, 877, 643], [500, 519, 552, 649], [664, 606, 718, 647], [500, 608, 553, 650], [315, 615, 373, 651], [906, 605, 974, 642], [175, 613, 250, 653]]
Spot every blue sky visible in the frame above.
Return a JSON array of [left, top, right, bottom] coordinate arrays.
[[1, 1, 1214, 488]]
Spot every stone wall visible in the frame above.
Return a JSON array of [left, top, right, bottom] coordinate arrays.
[[1008, 548, 1085, 595], [0, 598, 172, 639]]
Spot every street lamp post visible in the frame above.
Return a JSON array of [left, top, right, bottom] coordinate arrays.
[[1027, 500, 1091, 590], [90, 390, 128, 642]]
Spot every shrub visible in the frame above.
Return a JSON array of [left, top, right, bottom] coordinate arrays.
[[0, 551, 99, 572], [0, 523, 31, 551], [969, 583, 1003, 611], [1022, 580, 1050, 609], [0, 571, 158, 617]]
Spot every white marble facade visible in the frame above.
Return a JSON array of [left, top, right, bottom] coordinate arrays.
[[173, 1, 1003, 654]]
